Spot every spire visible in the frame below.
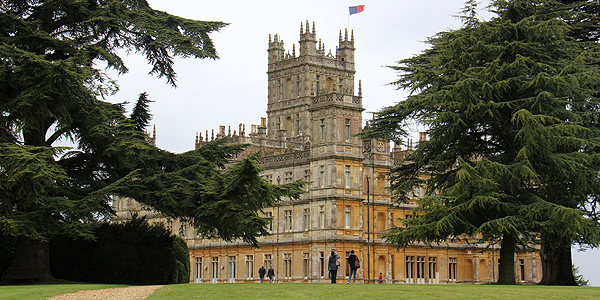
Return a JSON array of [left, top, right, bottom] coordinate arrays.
[[339, 30, 342, 43], [292, 44, 296, 56], [305, 20, 310, 33], [345, 29, 348, 41], [269, 34, 272, 43], [358, 80, 362, 96], [351, 30, 354, 42], [153, 124, 156, 139], [205, 130, 208, 142], [300, 22, 303, 35], [195, 132, 198, 144], [312, 21, 316, 34]]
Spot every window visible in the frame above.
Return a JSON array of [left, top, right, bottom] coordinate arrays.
[[195, 258, 202, 281], [406, 256, 414, 280], [319, 252, 325, 277], [265, 174, 273, 184], [345, 206, 351, 229], [264, 212, 273, 232], [449, 258, 457, 281], [284, 209, 292, 232], [228, 256, 236, 279], [428, 257, 437, 281], [284, 254, 292, 279], [304, 170, 310, 190], [277, 80, 282, 100], [519, 259, 525, 282], [296, 76, 300, 97], [303, 208, 310, 231], [285, 172, 293, 183], [320, 119, 325, 141], [303, 253, 310, 278], [245, 255, 254, 279], [345, 165, 351, 188], [319, 165, 325, 187], [339, 78, 343, 94], [296, 114, 300, 135], [345, 119, 351, 141], [212, 257, 219, 279], [316, 75, 320, 96], [179, 223, 187, 238], [416, 256, 425, 280], [264, 254, 272, 268], [319, 206, 325, 228]]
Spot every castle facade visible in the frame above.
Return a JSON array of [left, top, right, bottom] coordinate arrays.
[[113, 21, 541, 284]]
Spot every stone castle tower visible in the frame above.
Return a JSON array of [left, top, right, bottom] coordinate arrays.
[[113, 21, 541, 284]]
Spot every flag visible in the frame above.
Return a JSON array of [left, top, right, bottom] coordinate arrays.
[[349, 5, 364, 15]]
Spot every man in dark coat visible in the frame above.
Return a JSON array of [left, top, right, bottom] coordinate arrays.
[[347, 250, 359, 284], [258, 265, 266, 283], [267, 265, 275, 283]]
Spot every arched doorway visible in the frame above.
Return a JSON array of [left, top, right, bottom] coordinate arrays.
[[479, 259, 488, 282], [377, 255, 386, 283], [465, 259, 474, 282]]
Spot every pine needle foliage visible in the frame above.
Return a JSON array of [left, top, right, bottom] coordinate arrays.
[[365, 0, 600, 284]]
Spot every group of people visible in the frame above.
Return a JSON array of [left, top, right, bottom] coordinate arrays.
[[328, 249, 360, 284], [257, 265, 275, 283], [258, 249, 383, 284]]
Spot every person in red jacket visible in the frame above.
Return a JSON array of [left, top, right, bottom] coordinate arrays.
[[378, 272, 383, 284]]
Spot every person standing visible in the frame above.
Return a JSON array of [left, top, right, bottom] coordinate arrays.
[[328, 250, 340, 284], [267, 265, 275, 283], [346, 250, 358, 284], [258, 266, 266, 283], [378, 272, 383, 284]]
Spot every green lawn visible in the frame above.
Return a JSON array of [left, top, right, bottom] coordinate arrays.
[[0, 283, 125, 300], [1, 283, 598, 300], [148, 283, 600, 300]]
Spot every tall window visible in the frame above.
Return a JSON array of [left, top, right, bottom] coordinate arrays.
[[284, 209, 292, 232], [296, 76, 300, 97], [303, 208, 310, 231], [428, 257, 437, 281], [416, 256, 425, 280], [245, 255, 254, 279], [195, 258, 202, 281], [284, 254, 292, 279], [304, 170, 310, 191], [319, 205, 325, 228], [345, 165, 351, 188], [277, 80, 282, 100], [264, 254, 272, 268], [406, 256, 414, 280], [303, 253, 310, 278], [285, 172, 293, 183], [316, 75, 320, 96], [319, 252, 325, 277], [212, 257, 219, 279], [449, 258, 457, 281], [320, 119, 325, 141], [345, 205, 351, 229], [345, 118, 351, 141], [179, 223, 187, 238], [519, 259, 525, 282], [319, 165, 325, 187], [296, 114, 300, 135], [338, 78, 343, 94], [264, 211, 273, 232], [228, 256, 236, 279]]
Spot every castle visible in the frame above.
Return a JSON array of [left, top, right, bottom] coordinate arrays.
[[113, 21, 541, 284]]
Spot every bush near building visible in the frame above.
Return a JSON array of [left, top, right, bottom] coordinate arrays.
[[50, 217, 189, 285]]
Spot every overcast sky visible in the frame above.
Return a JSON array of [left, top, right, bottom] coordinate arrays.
[[102, 0, 598, 286]]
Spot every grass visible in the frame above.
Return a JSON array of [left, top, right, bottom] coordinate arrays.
[[0, 283, 598, 300], [0, 283, 126, 300], [146, 283, 600, 300]]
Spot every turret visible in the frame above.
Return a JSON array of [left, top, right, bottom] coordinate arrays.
[[299, 20, 317, 56], [337, 29, 355, 63], [268, 34, 285, 63]]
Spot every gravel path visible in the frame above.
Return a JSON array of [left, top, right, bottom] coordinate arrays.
[[48, 285, 164, 300]]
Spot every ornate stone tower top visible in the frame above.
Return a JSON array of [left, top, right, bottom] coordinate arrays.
[[266, 21, 360, 140]]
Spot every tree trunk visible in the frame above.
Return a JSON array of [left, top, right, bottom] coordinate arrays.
[[497, 233, 516, 285], [12, 237, 54, 282], [538, 233, 577, 286]]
